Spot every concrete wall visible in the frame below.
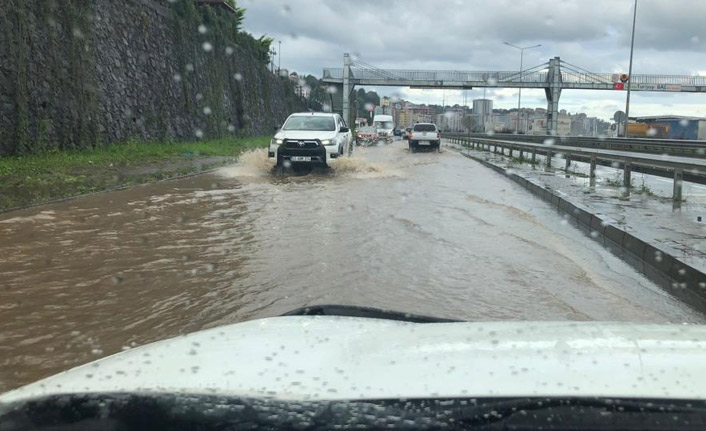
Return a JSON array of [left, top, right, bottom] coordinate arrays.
[[0, 0, 305, 156]]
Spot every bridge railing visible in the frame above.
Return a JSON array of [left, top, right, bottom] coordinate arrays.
[[324, 67, 706, 87], [323, 68, 343, 79]]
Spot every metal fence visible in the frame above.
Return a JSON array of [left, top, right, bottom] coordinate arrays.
[[447, 135, 706, 202], [446, 133, 706, 158]]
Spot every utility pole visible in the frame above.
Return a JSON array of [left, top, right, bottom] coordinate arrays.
[[504, 42, 542, 134], [623, 0, 638, 137], [269, 48, 276, 73], [278, 40, 281, 75]]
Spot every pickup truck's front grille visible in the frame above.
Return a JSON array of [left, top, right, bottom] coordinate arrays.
[[283, 139, 319, 149]]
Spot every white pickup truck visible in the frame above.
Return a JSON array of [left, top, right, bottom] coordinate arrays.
[[408, 123, 441, 152]]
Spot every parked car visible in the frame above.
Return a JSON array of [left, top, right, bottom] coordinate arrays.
[[269, 112, 352, 170], [409, 123, 441, 152]]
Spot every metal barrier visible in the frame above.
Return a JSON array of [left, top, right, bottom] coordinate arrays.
[[447, 136, 706, 203], [446, 133, 706, 158]]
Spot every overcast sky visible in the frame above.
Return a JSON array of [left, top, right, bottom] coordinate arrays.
[[240, 0, 706, 121]]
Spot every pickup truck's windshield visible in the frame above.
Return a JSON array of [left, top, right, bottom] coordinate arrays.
[[283, 116, 336, 131], [413, 124, 437, 132]]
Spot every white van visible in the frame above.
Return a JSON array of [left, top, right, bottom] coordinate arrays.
[[372, 114, 395, 138]]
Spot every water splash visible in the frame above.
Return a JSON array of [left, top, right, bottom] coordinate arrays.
[[217, 148, 274, 178]]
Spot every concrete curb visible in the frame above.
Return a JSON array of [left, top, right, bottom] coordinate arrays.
[[463, 151, 706, 314]]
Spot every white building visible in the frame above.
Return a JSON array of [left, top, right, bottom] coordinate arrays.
[[438, 109, 466, 132], [530, 115, 571, 136], [472, 99, 493, 132]]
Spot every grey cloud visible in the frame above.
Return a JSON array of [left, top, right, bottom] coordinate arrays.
[[240, 0, 706, 119]]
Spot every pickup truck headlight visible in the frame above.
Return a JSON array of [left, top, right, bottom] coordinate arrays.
[[321, 139, 335, 146], [271, 138, 283, 145]]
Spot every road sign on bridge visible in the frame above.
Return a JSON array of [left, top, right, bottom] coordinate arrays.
[[322, 54, 706, 135]]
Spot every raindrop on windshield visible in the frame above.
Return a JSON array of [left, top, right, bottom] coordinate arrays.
[[72, 28, 84, 39], [225, 46, 234, 55], [679, 119, 690, 127], [173, 73, 182, 82], [227, 124, 236, 132], [280, 5, 291, 15], [202, 42, 213, 52], [234, 73, 243, 81], [691, 36, 700, 44], [646, 128, 658, 137], [186, 63, 194, 72], [198, 24, 207, 34], [203, 107, 212, 116], [487, 77, 498, 86], [327, 86, 338, 94], [486, 130, 495, 136], [543, 138, 555, 146], [195, 129, 204, 139]]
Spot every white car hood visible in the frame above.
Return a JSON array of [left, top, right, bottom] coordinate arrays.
[[274, 130, 337, 141], [2, 317, 706, 403]]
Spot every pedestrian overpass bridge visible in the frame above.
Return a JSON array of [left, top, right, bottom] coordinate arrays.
[[322, 54, 706, 134]]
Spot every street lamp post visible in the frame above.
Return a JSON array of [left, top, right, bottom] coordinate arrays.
[[623, 0, 638, 137], [278, 41, 282, 75], [504, 42, 541, 134]]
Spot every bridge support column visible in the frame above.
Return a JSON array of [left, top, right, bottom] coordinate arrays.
[[565, 156, 571, 177], [545, 57, 562, 136], [546, 151, 552, 168], [531, 150, 536, 164], [509, 146, 514, 158], [519, 149, 524, 160], [342, 53, 352, 126], [589, 157, 597, 187]]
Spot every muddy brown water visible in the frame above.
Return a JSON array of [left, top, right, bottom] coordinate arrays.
[[1, 140, 703, 393]]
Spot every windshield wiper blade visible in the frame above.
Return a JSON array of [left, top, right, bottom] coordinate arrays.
[[282, 304, 462, 323]]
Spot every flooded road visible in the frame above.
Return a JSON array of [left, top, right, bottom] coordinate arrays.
[[1, 139, 703, 392]]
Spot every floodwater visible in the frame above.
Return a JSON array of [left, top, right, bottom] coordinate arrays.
[[0, 139, 703, 393]]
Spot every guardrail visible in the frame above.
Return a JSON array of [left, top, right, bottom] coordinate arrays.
[[446, 133, 706, 158], [447, 136, 706, 203]]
